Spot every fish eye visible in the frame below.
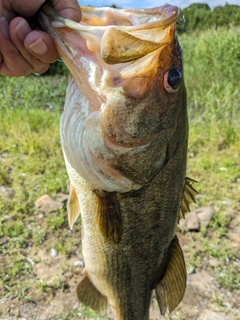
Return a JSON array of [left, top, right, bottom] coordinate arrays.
[[164, 68, 182, 93]]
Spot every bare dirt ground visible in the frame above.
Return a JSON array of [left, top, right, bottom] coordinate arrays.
[[1, 198, 240, 320]]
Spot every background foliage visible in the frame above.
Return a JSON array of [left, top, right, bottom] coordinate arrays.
[[178, 3, 240, 33]]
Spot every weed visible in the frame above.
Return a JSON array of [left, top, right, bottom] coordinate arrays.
[[216, 264, 240, 292], [212, 292, 224, 308], [32, 230, 46, 245], [78, 305, 109, 319], [4, 283, 32, 301], [58, 309, 82, 320], [47, 210, 65, 230], [36, 280, 55, 296]]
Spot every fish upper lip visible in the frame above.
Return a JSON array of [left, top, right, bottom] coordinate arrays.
[[40, 4, 178, 31]]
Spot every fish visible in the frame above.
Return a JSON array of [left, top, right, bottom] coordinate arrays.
[[38, 3, 197, 319]]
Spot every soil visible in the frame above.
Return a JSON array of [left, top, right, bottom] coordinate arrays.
[[1, 200, 240, 320]]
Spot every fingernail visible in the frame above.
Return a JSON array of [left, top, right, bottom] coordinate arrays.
[[14, 19, 31, 41], [28, 38, 48, 55]]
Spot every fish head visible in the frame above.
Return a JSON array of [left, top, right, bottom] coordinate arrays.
[[38, 4, 187, 192]]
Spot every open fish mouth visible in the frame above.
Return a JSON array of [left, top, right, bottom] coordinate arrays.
[[43, 4, 179, 62], [39, 4, 179, 104]]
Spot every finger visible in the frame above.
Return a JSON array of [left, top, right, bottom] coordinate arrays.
[[52, 0, 82, 21], [24, 30, 59, 64], [10, 0, 45, 18], [9, 17, 51, 74], [7, 0, 81, 21], [0, 16, 33, 76]]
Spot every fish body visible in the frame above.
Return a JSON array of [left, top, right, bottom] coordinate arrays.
[[38, 4, 197, 319]]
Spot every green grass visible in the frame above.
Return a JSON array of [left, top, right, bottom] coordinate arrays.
[[1, 26, 240, 317], [180, 27, 240, 146], [178, 28, 240, 295]]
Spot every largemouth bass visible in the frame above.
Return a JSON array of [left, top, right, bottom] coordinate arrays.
[[38, 3, 197, 319]]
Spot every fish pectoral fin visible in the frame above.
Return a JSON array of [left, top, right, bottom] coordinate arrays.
[[67, 184, 80, 230], [155, 236, 187, 315], [179, 177, 198, 221], [76, 275, 108, 313], [94, 190, 123, 244]]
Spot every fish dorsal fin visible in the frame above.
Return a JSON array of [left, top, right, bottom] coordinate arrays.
[[179, 177, 198, 221], [76, 274, 108, 313], [94, 190, 123, 244], [101, 27, 161, 64], [155, 236, 187, 315], [67, 184, 80, 230]]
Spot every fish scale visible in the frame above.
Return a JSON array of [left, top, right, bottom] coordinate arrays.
[[38, 3, 197, 319]]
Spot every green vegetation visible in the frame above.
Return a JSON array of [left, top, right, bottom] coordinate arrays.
[[177, 3, 240, 33], [1, 24, 240, 318], [179, 26, 240, 298], [179, 26, 240, 296], [181, 27, 240, 144]]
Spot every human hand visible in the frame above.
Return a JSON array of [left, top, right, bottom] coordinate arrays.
[[0, 0, 81, 76]]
